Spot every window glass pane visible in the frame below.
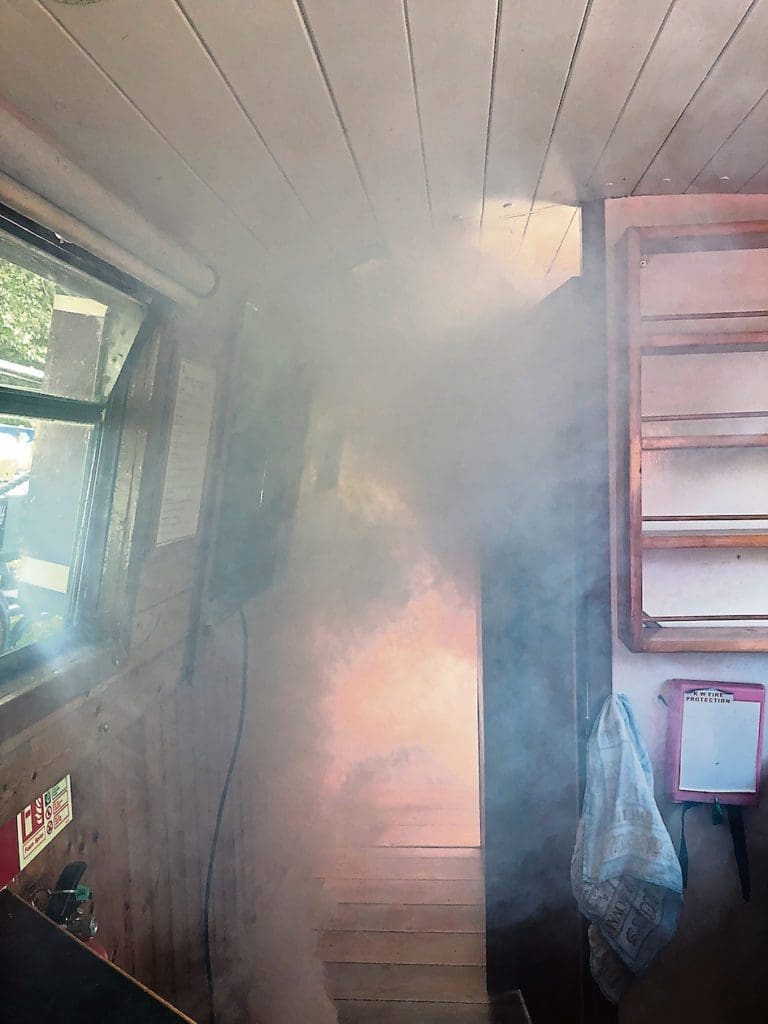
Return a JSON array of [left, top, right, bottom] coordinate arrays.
[[0, 227, 146, 403], [0, 414, 93, 656]]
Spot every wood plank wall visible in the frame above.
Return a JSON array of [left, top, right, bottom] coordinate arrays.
[[0, 285, 256, 1023]]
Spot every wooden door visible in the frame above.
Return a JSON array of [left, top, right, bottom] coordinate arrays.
[[480, 223, 614, 1024]]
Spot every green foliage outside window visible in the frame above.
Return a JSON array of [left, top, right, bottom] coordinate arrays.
[[0, 261, 55, 370]]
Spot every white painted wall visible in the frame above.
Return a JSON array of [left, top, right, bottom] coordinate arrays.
[[606, 195, 768, 1022]]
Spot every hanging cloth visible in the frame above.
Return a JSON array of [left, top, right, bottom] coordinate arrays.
[[571, 694, 683, 1003]]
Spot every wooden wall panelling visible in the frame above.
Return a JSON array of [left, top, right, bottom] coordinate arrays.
[[223, 641, 243, 987], [192, 660, 220, 999], [0, 642, 186, 825], [637, 1, 768, 194], [121, 716, 155, 989], [159, 694, 191, 1011], [134, 543, 198, 616], [73, 755, 118, 962], [219, 657, 242, 979], [233, 692, 249, 945], [143, 705, 176, 1003], [98, 738, 137, 975], [38, 0, 310, 248], [589, 0, 753, 197], [130, 591, 194, 664], [195, 620, 250, 1015], [0, 2, 256, 259], [535, 0, 672, 205], [171, 684, 207, 1020], [208, 659, 231, 979]]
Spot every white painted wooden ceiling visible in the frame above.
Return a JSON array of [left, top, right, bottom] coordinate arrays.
[[0, 0, 765, 284]]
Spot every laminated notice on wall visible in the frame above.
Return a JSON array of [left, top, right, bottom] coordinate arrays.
[[156, 360, 216, 546], [0, 775, 74, 888], [666, 679, 765, 806]]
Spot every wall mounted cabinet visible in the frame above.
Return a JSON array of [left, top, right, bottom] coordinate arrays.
[[616, 221, 768, 653]]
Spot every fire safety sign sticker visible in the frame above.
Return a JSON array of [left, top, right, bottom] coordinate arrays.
[[17, 775, 73, 871]]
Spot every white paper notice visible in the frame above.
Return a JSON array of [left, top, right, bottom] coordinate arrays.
[[156, 360, 216, 546], [679, 693, 761, 793]]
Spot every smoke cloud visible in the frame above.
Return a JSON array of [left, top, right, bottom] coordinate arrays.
[[203, 234, 581, 1022]]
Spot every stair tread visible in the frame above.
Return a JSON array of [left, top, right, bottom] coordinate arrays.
[[326, 878, 483, 905], [319, 929, 485, 966], [335, 1000, 493, 1023], [336, 993, 531, 1023], [323, 854, 482, 881], [325, 903, 484, 934], [325, 962, 487, 1003], [376, 826, 481, 847], [332, 847, 482, 858]]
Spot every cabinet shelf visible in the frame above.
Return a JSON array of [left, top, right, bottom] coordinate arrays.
[[642, 529, 768, 549], [642, 410, 768, 423], [643, 514, 768, 522], [641, 433, 768, 450], [642, 331, 768, 355], [641, 626, 768, 653], [642, 309, 768, 323]]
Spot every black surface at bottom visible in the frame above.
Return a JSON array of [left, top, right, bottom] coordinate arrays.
[[0, 888, 189, 1023]]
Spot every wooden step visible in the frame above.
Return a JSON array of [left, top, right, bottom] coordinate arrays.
[[374, 825, 481, 848], [324, 850, 482, 881], [335, 1000, 493, 1023], [319, 930, 485, 966], [355, 808, 478, 827], [325, 963, 487, 1002], [334, 846, 482, 859], [326, 903, 484, 933], [335, 992, 532, 1024], [327, 878, 483, 906]]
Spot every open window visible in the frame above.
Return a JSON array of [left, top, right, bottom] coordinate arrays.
[[0, 216, 148, 664]]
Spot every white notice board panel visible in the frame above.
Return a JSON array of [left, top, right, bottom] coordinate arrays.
[[667, 679, 766, 806], [156, 360, 216, 546], [679, 695, 761, 793]]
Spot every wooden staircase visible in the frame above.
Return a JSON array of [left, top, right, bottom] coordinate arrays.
[[318, 846, 531, 1023]]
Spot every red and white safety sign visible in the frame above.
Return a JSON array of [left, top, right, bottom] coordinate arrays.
[[0, 775, 73, 888]]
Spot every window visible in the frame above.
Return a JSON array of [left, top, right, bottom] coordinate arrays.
[[0, 218, 148, 661]]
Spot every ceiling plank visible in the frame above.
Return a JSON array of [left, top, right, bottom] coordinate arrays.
[[298, 0, 432, 248], [483, 0, 589, 216], [689, 87, 768, 193], [516, 203, 581, 300], [534, 0, 673, 205], [37, 0, 310, 247], [405, 0, 497, 231], [740, 155, 768, 194], [176, 0, 377, 251], [590, 0, 754, 198], [636, 0, 768, 195], [546, 207, 582, 295], [0, 0, 255, 262]]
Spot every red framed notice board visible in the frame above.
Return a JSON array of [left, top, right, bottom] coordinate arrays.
[[666, 680, 765, 807]]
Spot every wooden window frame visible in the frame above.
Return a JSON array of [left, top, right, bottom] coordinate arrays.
[[0, 210, 169, 740]]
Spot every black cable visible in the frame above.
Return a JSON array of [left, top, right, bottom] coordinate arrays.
[[203, 608, 250, 1024]]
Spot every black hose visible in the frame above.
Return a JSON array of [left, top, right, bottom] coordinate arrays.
[[203, 608, 249, 1024]]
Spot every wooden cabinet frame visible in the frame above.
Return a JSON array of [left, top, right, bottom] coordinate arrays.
[[616, 220, 768, 653]]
